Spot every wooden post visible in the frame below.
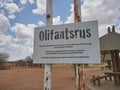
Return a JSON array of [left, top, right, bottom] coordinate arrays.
[[111, 50, 120, 86], [92, 76, 96, 85], [44, 64, 52, 90], [97, 76, 101, 86], [44, 0, 52, 90], [79, 64, 84, 90], [114, 50, 120, 85], [74, 0, 81, 22], [74, 0, 84, 90], [75, 64, 80, 90]]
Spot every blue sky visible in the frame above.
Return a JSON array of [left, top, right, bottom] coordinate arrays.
[[0, 0, 120, 61]]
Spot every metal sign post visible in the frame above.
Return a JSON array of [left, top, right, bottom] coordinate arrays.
[[44, 0, 52, 90]]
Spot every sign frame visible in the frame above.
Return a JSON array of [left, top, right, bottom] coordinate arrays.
[[33, 20, 100, 64]]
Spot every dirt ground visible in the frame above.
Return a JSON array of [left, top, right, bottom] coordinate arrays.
[[0, 66, 120, 90]]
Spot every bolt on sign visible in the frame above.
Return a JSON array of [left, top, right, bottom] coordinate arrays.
[[33, 20, 101, 64]]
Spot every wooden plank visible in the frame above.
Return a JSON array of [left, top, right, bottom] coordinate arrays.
[[91, 75, 112, 86], [44, 0, 53, 90], [105, 72, 120, 75]]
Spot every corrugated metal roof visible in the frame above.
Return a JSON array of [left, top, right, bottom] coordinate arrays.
[[100, 26, 120, 51]]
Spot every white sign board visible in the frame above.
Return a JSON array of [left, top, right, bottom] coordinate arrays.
[[33, 20, 100, 64]]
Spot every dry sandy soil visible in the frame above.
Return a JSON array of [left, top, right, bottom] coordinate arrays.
[[0, 66, 120, 90]]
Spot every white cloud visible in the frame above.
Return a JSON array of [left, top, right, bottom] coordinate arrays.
[[38, 21, 44, 26], [1, 1, 22, 19], [65, 0, 120, 36], [5, 3, 20, 14], [8, 14, 16, 19], [20, 0, 27, 4], [116, 19, 120, 30], [0, 0, 6, 7], [65, 4, 74, 24], [10, 23, 36, 59], [32, 0, 46, 15], [53, 16, 63, 25], [11, 23, 36, 43], [82, 0, 120, 36], [0, 14, 10, 33], [20, 0, 35, 5], [0, 34, 12, 47], [0, 34, 19, 61], [12, 23, 32, 39], [1, 23, 37, 61], [29, 0, 35, 4], [82, 0, 119, 24], [3, 40, 33, 61], [98, 24, 109, 37]]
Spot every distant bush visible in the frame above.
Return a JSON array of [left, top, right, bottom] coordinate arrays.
[[25, 56, 33, 67], [0, 52, 9, 70]]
